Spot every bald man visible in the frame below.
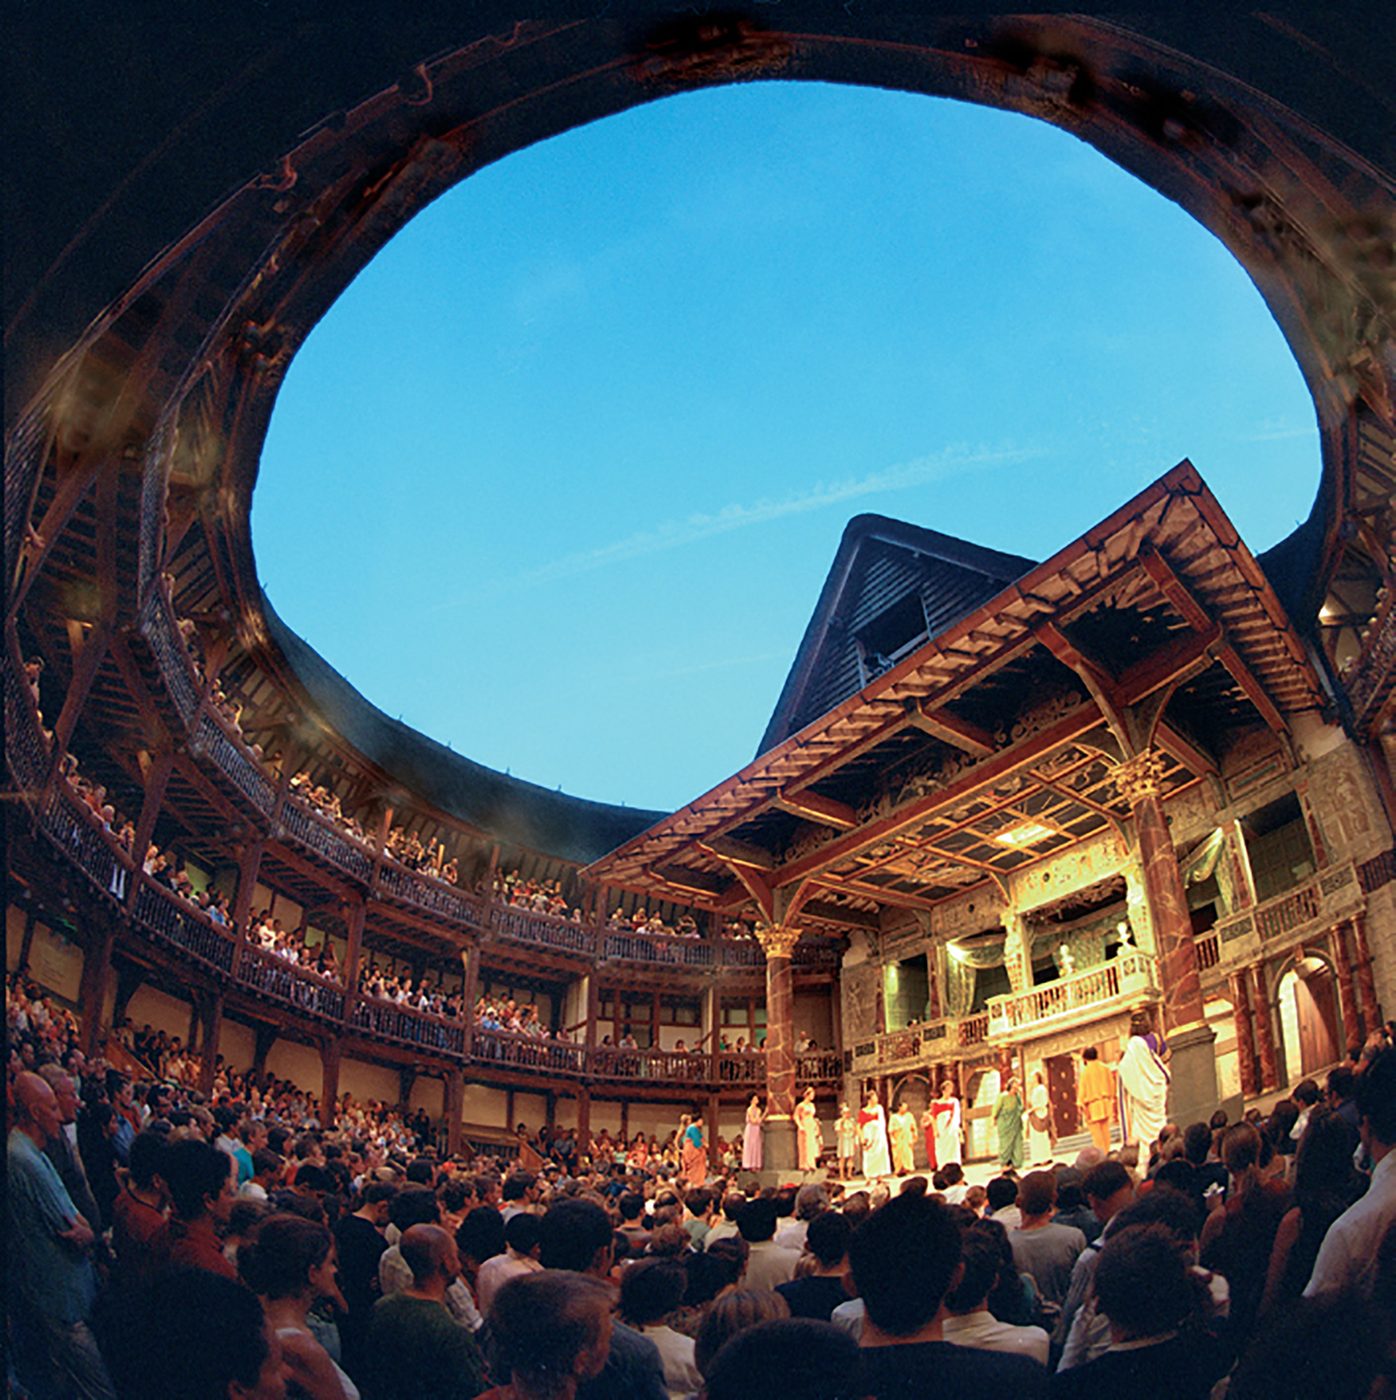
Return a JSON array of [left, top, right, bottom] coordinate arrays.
[[38, 1064, 103, 1232], [8, 1070, 115, 1398], [365, 1224, 488, 1399]]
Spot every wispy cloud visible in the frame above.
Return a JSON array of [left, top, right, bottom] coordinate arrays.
[[433, 442, 1040, 612], [1231, 423, 1317, 444]]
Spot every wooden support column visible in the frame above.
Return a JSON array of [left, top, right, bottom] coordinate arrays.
[[252, 1024, 277, 1080], [186, 999, 201, 1053], [321, 1039, 341, 1127], [584, 974, 600, 1052], [459, 946, 478, 1056], [125, 746, 176, 911], [78, 917, 116, 1059], [112, 962, 145, 1029], [399, 1068, 417, 1112], [755, 922, 801, 1171], [47, 624, 113, 782], [1251, 962, 1279, 1092], [1332, 923, 1364, 1051], [16, 907, 38, 973], [231, 841, 264, 934], [703, 979, 721, 1081], [505, 1087, 515, 1132], [1230, 971, 1259, 1099], [198, 994, 223, 1097], [1115, 750, 1206, 1029], [576, 1088, 591, 1154], [1350, 914, 1382, 1034], [706, 1092, 720, 1165], [619, 1099, 629, 1143], [445, 1068, 465, 1156], [342, 899, 365, 1028]]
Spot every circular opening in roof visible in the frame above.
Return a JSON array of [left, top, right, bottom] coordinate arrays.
[[252, 81, 1318, 812]]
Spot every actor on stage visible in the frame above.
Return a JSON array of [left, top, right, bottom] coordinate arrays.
[[858, 1089, 892, 1180], [1117, 1011, 1170, 1151], [1076, 1046, 1115, 1153], [995, 1074, 1025, 1170], [888, 1100, 917, 1176], [742, 1096, 764, 1172], [1026, 1070, 1053, 1165], [795, 1087, 823, 1171], [679, 1113, 708, 1187], [835, 1103, 859, 1180], [929, 1080, 963, 1169]]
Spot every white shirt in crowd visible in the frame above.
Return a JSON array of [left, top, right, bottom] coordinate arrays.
[[942, 1310, 1050, 1365], [1306, 1148, 1396, 1300], [638, 1323, 702, 1399]]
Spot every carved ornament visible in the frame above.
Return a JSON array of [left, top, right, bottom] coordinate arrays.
[[1112, 749, 1168, 809], [755, 922, 802, 959]]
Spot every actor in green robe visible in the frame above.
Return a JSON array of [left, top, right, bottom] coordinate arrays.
[[994, 1074, 1025, 1170]]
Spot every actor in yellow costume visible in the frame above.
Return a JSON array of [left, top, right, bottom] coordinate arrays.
[[1076, 1045, 1115, 1153]]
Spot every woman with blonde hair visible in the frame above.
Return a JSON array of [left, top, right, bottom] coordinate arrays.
[[694, 1288, 791, 1377]]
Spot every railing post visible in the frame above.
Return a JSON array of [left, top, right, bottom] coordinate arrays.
[[1351, 914, 1382, 1034]]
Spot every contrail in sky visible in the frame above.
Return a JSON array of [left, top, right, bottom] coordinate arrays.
[[433, 442, 1040, 611]]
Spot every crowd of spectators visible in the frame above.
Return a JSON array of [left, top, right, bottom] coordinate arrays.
[[10, 971, 1396, 1398]]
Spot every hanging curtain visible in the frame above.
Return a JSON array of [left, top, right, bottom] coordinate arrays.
[[944, 935, 1006, 1018], [1030, 910, 1118, 973], [1181, 828, 1226, 885]]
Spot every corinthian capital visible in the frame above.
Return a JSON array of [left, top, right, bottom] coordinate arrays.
[[1112, 748, 1167, 809], [754, 922, 802, 959]]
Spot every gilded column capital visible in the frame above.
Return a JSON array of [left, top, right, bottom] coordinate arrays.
[[754, 922, 802, 959], [1112, 748, 1168, 809]]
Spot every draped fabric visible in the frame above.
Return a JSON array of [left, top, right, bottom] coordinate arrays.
[[1030, 911, 1117, 976], [1181, 827, 1226, 885], [944, 936, 1005, 1018]]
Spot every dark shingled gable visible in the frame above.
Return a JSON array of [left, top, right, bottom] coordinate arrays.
[[757, 514, 1037, 757], [263, 597, 665, 864]]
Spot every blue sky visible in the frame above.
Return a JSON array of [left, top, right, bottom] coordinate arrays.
[[252, 81, 1320, 813]]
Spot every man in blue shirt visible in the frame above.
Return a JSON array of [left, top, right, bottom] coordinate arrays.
[[8, 1069, 114, 1398]]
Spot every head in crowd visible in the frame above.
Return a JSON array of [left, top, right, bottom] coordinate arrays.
[[1110, 1185, 1203, 1249], [1222, 1121, 1269, 1193], [618, 1192, 646, 1223], [1228, 1295, 1386, 1400], [805, 1210, 852, 1270], [504, 1211, 543, 1258], [985, 1176, 1018, 1214], [503, 1170, 537, 1204], [703, 1319, 864, 1400], [538, 1198, 614, 1275], [620, 1258, 688, 1327], [108, 1270, 286, 1399], [456, 1206, 506, 1270], [737, 1198, 779, 1244], [1017, 1170, 1056, 1219], [490, 1271, 614, 1400], [389, 1184, 441, 1232], [794, 1183, 829, 1221], [1357, 1045, 1396, 1149], [163, 1138, 235, 1221], [1292, 1078, 1321, 1109], [1093, 1223, 1202, 1339], [945, 1219, 1011, 1313], [129, 1129, 167, 1190], [695, 1290, 792, 1376], [400, 1223, 459, 1287], [238, 1214, 335, 1301], [848, 1194, 962, 1338]]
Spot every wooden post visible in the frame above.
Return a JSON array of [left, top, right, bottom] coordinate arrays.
[[755, 923, 801, 1171], [460, 946, 478, 1056], [445, 1068, 465, 1155], [198, 994, 223, 1097], [321, 1039, 341, 1127], [16, 907, 37, 973], [1332, 923, 1364, 1051], [342, 899, 365, 1028], [576, 1088, 591, 1156], [1251, 962, 1279, 1092], [706, 1092, 720, 1165], [252, 1024, 277, 1080], [1350, 914, 1382, 1034], [78, 917, 116, 1059], [1230, 971, 1259, 1099], [125, 747, 176, 911]]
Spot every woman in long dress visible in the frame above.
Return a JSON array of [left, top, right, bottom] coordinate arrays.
[[742, 1095, 764, 1171], [995, 1075, 1026, 1170], [929, 1080, 963, 1169], [1026, 1070, 1053, 1165], [920, 1104, 939, 1172], [795, 1087, 823, 1171], [680, 1113, 708, 1187], [859, 1089, 892, 1180], [835, 1103, 859, 1180], [888, 1101, 917, 1176]]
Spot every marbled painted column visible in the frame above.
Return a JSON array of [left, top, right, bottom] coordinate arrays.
[[1332, 923, 1364, 1050], [1114, 750, 1205, 1029], [1251, 963, 1279, 1092], [1230, 972, 1259, 1099], [1351, 915, 1382, 1034], [757, 922, 801, 1173]]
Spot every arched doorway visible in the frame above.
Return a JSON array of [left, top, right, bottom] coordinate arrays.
[[1276, 955, 1342, 1083]]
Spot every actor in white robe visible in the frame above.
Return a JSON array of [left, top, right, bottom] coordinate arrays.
[[1117, 1013, 1170, 1150], [859, 1091, 892, 1179]]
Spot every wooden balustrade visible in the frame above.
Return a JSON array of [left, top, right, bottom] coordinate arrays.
[[240, 943, 346, 1022], [1196, 930, 1221, 971], [350, 996, 466, 1055], [138, 592, 201, 723], [599, 930, 718, 967], [279, 800, 375, 883], [986, 949, 1158, 1037], [474, 1029, 588, 1076], [132, 881, 238, 973], [191, 711, 276, 814], [491, 905, 597, 956]]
